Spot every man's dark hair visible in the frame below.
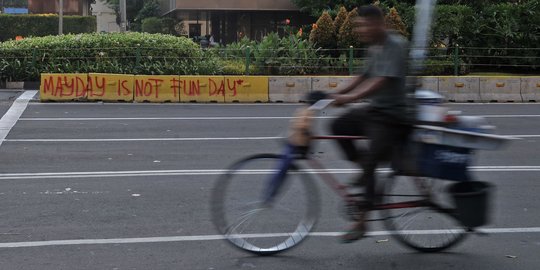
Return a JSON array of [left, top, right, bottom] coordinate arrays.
[[357, 5, 385, 21]]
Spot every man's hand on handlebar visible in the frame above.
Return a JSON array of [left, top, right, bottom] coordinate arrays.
[[330, 94, 356, 107]]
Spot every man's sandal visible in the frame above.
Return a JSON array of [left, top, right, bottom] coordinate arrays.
[[340, 221, 366, 244]]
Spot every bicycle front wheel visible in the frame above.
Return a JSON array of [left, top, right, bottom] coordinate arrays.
[[210, 154, 320, 255], [382, 175, 467, 252]]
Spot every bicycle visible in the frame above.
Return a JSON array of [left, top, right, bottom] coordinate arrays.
[[210, 97, 511, 255]]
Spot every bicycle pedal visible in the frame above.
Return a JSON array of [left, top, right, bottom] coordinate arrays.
[[340, 201, 368, 222]]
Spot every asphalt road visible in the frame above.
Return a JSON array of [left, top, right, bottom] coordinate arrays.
[[0, 93, 539, 269]]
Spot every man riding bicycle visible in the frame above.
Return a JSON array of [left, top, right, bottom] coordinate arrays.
[[329, 5, 412, 243]]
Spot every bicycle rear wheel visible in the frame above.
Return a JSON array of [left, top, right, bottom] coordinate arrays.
[[211, 154, 320, 255], [382, 175, 467, 252]]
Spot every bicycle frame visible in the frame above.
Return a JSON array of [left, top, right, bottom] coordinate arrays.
[[276, 135, 434, 214]]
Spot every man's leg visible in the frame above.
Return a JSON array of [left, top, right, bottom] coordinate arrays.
[[330, 107, 369, 163], [342, 118, 407, 243], [362, 123, 395, 204], [363, 118, 410, 204]]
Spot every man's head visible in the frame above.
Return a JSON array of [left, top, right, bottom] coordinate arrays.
[[353, 5, 386, 44]]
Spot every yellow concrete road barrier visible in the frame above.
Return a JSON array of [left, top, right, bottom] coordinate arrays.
[[521, 77, 540, 102], [134, 75, 180, 103], [418, 76, 439, 92], [311, 76, 355, 92], [40, 73, 88, 101], [480, 77, 522, 102], [179, 76, 225, 102], [38, 73, 540, 103], [224, 76, 269, 103], [438, 77, 481, 102], [87, 73, 134, 102], [269, 76, 311, 103]]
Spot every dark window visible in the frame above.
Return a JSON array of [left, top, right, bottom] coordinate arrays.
[[189, 23, 201, 37]]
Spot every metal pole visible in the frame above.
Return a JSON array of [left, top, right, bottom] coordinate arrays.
[[454, 45, 459, 76], [245, 46, 251, 75], [409, 0, 437, 74], [119, 0, 127, 32], [58, 0, 63, 35], [348, 46, 354, 75]]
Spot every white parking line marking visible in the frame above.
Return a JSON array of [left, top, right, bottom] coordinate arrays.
[[0, 91, 37, 147], [2, 134, 534, 142], [1, 227, 539, 248], [3, 136, 283, 142], [19, 117, 321, 121], [482, 115, 540, 118], [17, 114, 540, 121], [0, 166, 539, 180], [29, 103, 301, 106]]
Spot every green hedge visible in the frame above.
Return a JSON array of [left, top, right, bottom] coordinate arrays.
[[0, 14, 96, 41], [0, 32, 222, 81]]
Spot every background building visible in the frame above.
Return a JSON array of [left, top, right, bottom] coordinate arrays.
[[159, 0, 312, 44], [28, 0, 91, 16], [1, 0, 92, 16], [1, 0, 28, 14]]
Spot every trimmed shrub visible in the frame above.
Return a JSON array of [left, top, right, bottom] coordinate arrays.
[[0, 14, 96, 41], [333, 6, 348, 35], [338, 8, 361, 49], [385, 7, 409, 37], [0, 32, 222, 81], [309, 11, 335, 50]]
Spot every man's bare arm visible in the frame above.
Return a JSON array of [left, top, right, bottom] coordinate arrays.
[[336, 75, 365, 94], [333, 77, 388, 105]]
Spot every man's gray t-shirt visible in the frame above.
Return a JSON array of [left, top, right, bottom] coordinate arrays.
[[363, 32, 409, 120]]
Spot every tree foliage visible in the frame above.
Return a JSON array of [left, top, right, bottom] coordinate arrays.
[[101, 0, 145, 29], [293, 0, 527, 17], [131, 0, 161, 31], [291, 0, 372, 17], [102, 0, 179, 34], [141, 17, 162, 33], [431, 5, 475, 47]]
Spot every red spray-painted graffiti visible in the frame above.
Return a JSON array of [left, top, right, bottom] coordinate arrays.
[[42, 75, 87, 97], [41, 74, 255, 101], [134, 78, 168, 98], [179, 78, 243, 97], [87, 76, 132, 97]]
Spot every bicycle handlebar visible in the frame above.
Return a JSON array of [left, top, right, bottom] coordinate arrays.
[[308, 99, 335, 111]]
